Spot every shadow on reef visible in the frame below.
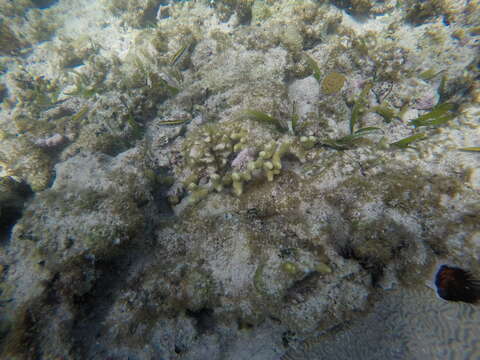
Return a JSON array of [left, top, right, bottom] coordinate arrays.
[[31, 0, 59, 9], [0, 162, 178, 358], [0, 179, 33, 243], [0, 240, 153, 359]]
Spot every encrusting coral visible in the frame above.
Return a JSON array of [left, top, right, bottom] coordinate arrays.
[[322, 71, 347, 95]]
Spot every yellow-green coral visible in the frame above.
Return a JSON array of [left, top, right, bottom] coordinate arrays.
[[321, 72, 346, 95], [281, 261, 300, 275], [299, 136, 318, 150]]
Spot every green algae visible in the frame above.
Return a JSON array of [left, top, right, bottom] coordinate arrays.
[[125, 112, 144, 139], [242, 109, 287, 133], [71, 105, 90, 123], [65, 69, 105, 98], [322, 127, 382, 150], [419, 68, 445, 81], [390, 133, 426, 149], [438, 74, 448, 102], [253, 263, 268, 295], [372, 105, 396, 123], [350, 82, 373, 134], [305, 54, 321, 82], [409, 102, 456, 128], [458, 147, 480, 152], [11, 70, 61, 112], [242, 107, 303, 136]]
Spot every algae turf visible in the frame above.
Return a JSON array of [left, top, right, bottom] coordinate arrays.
[[324, 165, 467, 281], [0, 21, 28, 56]]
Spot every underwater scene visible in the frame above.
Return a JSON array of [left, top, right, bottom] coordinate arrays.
[[0, 0, 479, 359]]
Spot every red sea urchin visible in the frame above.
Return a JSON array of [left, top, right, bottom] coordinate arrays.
[[434, 265, 480, 303]]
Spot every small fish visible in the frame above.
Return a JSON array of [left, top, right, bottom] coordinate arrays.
[[170, 41, 193, 66], [157, 118, 189, 126], [434, 265, 480, 303]]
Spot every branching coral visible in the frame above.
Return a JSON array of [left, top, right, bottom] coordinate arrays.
[[177, 121, 297, 204]]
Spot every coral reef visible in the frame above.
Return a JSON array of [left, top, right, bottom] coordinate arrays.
[[0, 0, 479, 358]]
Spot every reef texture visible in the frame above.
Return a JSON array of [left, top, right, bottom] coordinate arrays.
[[0, 0, 479, 359]]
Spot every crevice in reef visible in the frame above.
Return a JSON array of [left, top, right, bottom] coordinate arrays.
[[68, 253, 138, 357], [185, 307, 216, 335], [31, 0, 59, 9], [0, 180, 33, 243]]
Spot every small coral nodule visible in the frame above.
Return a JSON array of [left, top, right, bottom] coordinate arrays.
[[322, 72, 346, 95]]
